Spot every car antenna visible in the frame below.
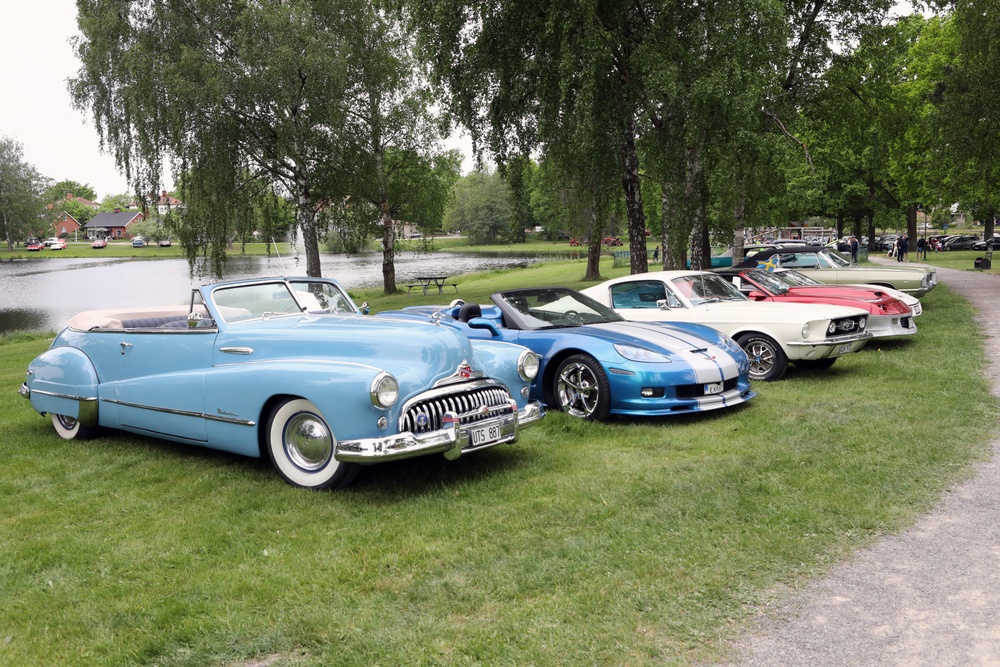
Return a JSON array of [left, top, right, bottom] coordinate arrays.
[[271, 237, 288, 275]]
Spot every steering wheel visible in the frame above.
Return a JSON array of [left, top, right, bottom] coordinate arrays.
[[563, 310, 582, 324]]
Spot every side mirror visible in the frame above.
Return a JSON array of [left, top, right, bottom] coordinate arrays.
[[748, 291, 769, 302], [187, 312, 203, 328], [655, 299, 671, 310], [359, 301, 370, 315], [467, 317, 502, 337]]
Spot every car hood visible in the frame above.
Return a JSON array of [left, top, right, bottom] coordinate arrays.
[[219, 313, 486, 390], [783, 286, 907, 314], [575, 321, 745, 366]]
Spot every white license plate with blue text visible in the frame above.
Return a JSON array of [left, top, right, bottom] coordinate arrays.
[[704, 382, 723, 395]]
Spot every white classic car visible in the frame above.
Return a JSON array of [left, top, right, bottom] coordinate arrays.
[[581, 271, 872, 381]]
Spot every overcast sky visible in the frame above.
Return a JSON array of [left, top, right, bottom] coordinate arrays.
[[2, 2, 918, 203]]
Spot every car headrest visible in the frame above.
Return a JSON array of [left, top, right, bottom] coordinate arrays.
[[458, 303, 482, 322]]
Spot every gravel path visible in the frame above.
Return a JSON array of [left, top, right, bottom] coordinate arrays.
[[723, 259, 1000, 667]]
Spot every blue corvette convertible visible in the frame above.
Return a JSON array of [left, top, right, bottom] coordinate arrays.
[[379, 287, 755, 421], [20, 277, 543, 490]]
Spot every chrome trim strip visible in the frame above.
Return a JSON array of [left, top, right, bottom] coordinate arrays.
[[27, 388, 99, 402], [103, 398, 256, 426]]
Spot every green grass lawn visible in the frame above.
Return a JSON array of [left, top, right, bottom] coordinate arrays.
[[1, 259, 997, 666]]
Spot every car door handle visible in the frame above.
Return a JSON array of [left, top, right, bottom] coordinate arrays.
[[219, 347, 254, 355], [120, 342, 133, 355]]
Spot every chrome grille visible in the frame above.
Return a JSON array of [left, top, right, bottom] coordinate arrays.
[[826, 315, 867, 338], [401, 385, 514, 434]]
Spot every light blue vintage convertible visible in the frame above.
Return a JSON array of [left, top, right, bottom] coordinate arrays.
[[20, 277, 544, 490]]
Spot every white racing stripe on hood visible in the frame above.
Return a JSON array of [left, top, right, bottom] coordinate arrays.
[[595, 321, 740, 383]]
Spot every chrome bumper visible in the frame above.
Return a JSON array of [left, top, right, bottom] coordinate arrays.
[[335, 400, 544, 463], [786, 332, 872, 359], [19, 383, 30, 399]]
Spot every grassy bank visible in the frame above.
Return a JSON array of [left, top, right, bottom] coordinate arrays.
[[1, 258, 996, 666]]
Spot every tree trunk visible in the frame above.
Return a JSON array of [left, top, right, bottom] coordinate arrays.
[[621, 117, 648, 275], [295, 174, 322, 278], [662, 180, 687, 270], [370, 148, 398, 294], [732, 193, 746, 266], [906, 204, 918, 252], [866, 209, 875, 250], [985, 213, 996, 241], [584, 205, 603, 281]]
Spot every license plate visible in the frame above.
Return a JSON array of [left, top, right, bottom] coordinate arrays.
[[704, 382, 723, 395], [469, 423, 502, 446], [836, 343, 852, 355]]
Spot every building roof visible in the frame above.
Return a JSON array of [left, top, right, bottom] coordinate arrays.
[[84, 211, 144, 228]]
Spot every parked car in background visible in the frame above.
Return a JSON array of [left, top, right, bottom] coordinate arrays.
[[132, 236, 145, 248], [971, 237, 1000, 251], [738, 245, 937, 296], [378, 287, 755, 421], [942, 235, 980, 251], [25, 239, 44, 251], [158, 238, 172, 247], [44, 237, 60, 247], [48, 239, 67, 250], [91, 238, 107, 249], [775, 268, 922, 317], [582, 271, 872, 381], [20, 276, 543, 490], [714, 267, 917, 339]]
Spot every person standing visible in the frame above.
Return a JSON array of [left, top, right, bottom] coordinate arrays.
[[896, 235, 906, 262], [917, 237, 926, 260], [850, 237, 859, 264], [652, 245, 660, 262]]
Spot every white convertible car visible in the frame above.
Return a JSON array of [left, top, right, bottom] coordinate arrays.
[[581, 271, 872, 381]]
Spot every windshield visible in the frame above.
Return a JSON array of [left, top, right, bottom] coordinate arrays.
[[497, 288, 622, 329], [669, 273, 747, 305], [775, 269, 821, 286], [211, 279, 356, 323], [819, 248, 851, 267], [742, 269, 789, 295]]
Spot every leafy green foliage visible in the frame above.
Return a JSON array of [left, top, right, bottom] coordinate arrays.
[[444, 171, 515, 244], [0, 135, 47, 249]]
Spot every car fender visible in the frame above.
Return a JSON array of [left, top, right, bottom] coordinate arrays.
[[200, 360, 408, 457], [468, 339, 533, 404], [25, 346, 100, 425]]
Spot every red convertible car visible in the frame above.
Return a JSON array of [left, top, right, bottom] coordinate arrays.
[[715, 267, 917, 339]]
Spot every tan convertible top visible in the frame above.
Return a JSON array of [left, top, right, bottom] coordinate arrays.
[[67, 306, 195, 331]]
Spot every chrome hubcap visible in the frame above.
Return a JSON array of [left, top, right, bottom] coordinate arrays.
[[556, 362, 599, 417], [56, 415, 78, 429], [283, 412, 333, 471], [746, 342, 775, 378]]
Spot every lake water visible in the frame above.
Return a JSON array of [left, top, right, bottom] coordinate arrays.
[[0, 250, 539, 334]]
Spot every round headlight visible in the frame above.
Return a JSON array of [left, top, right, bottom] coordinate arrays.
[[518, 349, 540, 381], [827, 321, 837, 335], [370, 372, 399, 409], [859, 315, 867, 329], [802, 323, 811, 339]]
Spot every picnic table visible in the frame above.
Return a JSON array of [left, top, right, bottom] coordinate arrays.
[[406, 276, 458, 295]]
